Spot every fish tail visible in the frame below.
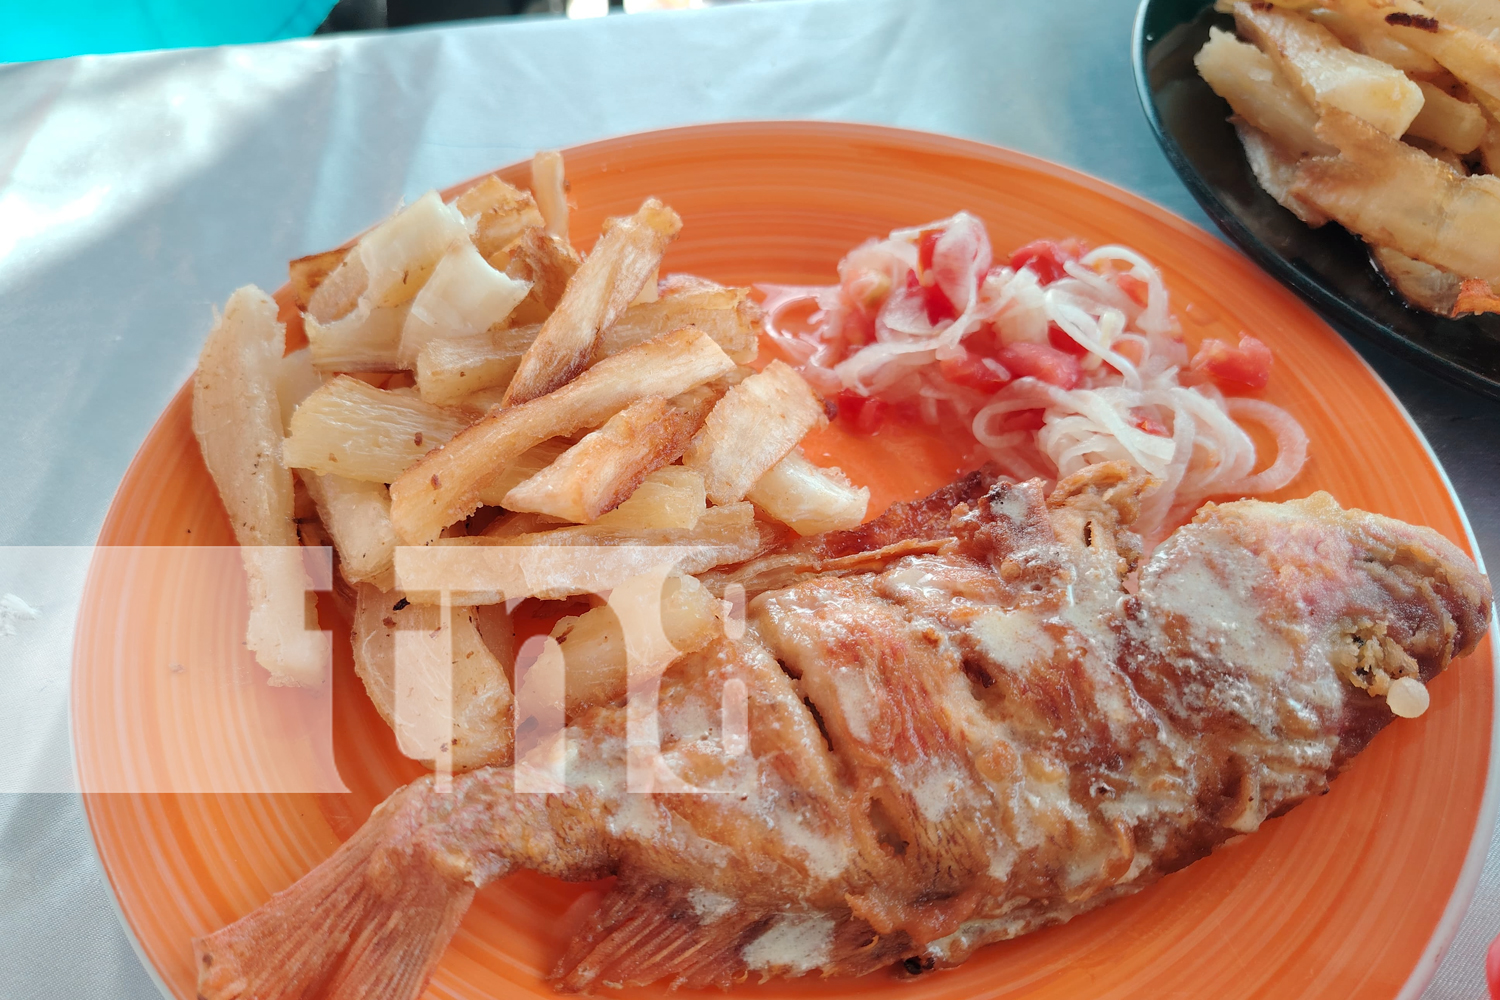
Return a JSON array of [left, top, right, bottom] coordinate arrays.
[[195, 781, 476, 1000]]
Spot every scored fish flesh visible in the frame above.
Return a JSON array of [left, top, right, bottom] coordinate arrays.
[[195, 462, 1492, 998]]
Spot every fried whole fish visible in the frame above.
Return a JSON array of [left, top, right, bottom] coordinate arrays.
[[195, 463, 1492, 999]]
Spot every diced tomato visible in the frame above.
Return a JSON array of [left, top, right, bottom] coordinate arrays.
[[1129, 406, 1170, 437], [1046, 322, 1088, 356], [900, 269, 959, 326], [839, 301, 876, 348], [924, 283, 959, 325], [1111, 337, 1144, 367], [965, 322, 1002, 358], [834, 391, 888, 435], [939, 351, 1011, 394], [1190, 334, 1273, 390], [996, 342, 1082, 390], [1116, 272, 1151, 307], [1000, 408, 1047, 432], [1009, 238, 1089, 285], [917, 228, 942, 276]]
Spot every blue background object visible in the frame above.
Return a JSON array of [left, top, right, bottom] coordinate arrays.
[[0, 0, 340, 63]]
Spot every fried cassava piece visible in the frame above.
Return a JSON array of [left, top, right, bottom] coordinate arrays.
[[195, 462, 1491, 998]]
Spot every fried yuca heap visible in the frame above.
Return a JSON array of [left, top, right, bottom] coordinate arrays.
[[1196, 0, 1500, 316]]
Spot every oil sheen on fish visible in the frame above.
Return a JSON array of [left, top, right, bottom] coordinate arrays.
[[195, 462, 1492, 998]]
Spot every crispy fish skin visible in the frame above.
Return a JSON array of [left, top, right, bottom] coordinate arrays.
[[195, 463, 1491, 998]]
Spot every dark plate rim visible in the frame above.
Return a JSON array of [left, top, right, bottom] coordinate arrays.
[[1130, 0, 1500, 402]]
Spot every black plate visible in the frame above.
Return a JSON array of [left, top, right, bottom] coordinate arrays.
[[1133, 0, 1500, 400]]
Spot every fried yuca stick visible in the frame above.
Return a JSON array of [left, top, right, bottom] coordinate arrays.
[[454, 175, 545, 259], [502, 198, 683, 406], [486, 467, 706, 537], [287, 247, 351, 313], [1291, 109, 1500, 283], [531, 150, 569, 243], [417, 277, 756, 405], [476, 438, 573, 507], [192, 286, 326, 687], [683, 360, 828, 506], [1309, 7, 1444, 73], [1196, 27, 1336, 157], [283, 376, 475, 483], [596, 275, 761, 364], [425, 503, 782, 601], [1236, 121, 1331, 225], [553, 573, 722, 714], [501, 387, 718, 523], [303, 473, 398, 588], [500, 227, 583, 326], [390, 327, 734, 545], [746, 448, 869, 536], [1406, 79, 1487, 154], [1329, 0, 1500, 106], [1234, 2, 1425, 138], [415, 322, 541, 406], [352, 584, 513, 771]]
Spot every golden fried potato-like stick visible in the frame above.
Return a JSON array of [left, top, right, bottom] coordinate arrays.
[[485, 467, 706, 536], [283, 376, 476, 483], [398, 241, 531, 368], [553, 573, 722, 714], [1196, 27, 1336, 157], [1235, 120, 1331, 225], [499, 227, 583, 326], [683, 360, 827, 506], [287, 247, 351, 314], [423, 503, 782, 601], [1234, 2, 1425, 138], [391, 327, 734, 545], [418, 276, 757, 406], [1309, 6, 1443, 74], [1292, 109, 1500, 283], [501, 387, 718, 523], [1406, 79, 1487, 153], [476, 438, 572, 507], [455, 175, 545, 259], [531, 150, 569, 244], [502, 198, 682, 406], [1330, 0, 1500, 107], [415, 322, 541, 406], [303, 473, 398, 588], [746, 449, 869, 536], [1419, 0, 1500, 42], [352, 584, 513, 772], [596, 275, 761, 364], [193, 286, 326, 687]]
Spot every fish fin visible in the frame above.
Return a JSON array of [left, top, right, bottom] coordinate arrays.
[[550, 881, 758, 992], [550, 882, 914, 992], [195, 784, 476, 1000]]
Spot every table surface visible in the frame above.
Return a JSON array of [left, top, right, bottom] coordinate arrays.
[[1, 1, 1496, 998]]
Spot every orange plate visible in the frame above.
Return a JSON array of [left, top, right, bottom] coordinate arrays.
[[74, 122, 1497, 1000]]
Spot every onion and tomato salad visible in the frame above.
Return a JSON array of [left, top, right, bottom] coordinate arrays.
[[760, 213, 1307, 539]]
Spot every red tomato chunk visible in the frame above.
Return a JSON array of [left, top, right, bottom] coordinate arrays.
[[939, 351, 1011, 394], [1009, 238, 1088, 285], [1190, 334, 1273, 390], [996, 342, 1082, 390]]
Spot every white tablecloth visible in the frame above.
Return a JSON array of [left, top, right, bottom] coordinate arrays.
[[1, 1, 1496, 997]]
